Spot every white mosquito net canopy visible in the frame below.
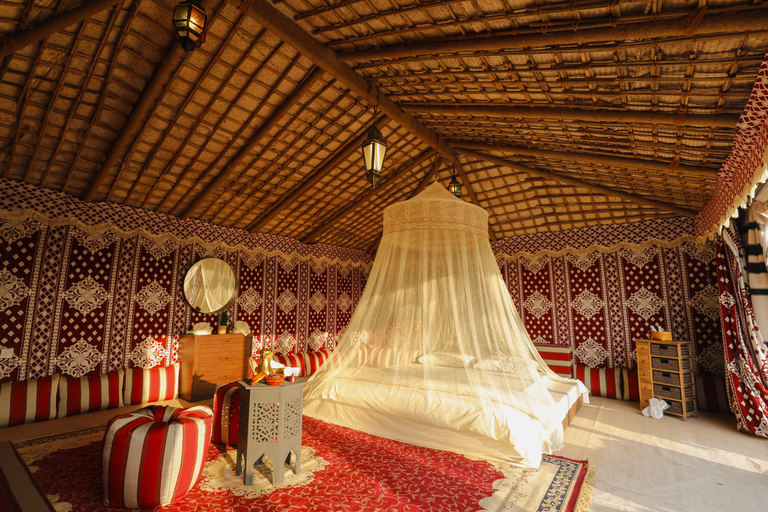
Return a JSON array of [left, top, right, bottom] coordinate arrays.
[[303, 182, 587, 467]]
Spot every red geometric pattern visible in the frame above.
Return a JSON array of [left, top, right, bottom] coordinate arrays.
[[697, 51, 768, 237], [496, 218, 721, 372], [716, 228, 768, 436], [0, 180, 371, 384]]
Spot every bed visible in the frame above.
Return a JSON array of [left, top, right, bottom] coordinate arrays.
[[303, 363, 588, 467]]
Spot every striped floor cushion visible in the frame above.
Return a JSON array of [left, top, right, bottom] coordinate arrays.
[[533, 344, 573, 377], [0, 373, 60, 428], [574, 365, 623, 399], [123, 364, 179, 405], [57, 370, 124, 418], [212, 382, 240, 446], [303, 348, 331, 375], [274, 352, 306, 376], [102, 405, 213, 508]]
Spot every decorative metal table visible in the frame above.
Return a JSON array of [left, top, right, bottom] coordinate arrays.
[[235, 378, 306, 486]]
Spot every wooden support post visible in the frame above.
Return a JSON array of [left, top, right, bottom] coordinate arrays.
[[400, 104, 738, 130], [303, 148, 436, 244], [179, 66, 325, 219], [453, 157, 497, 241], [454, 141, 717, 177], [457, 148, 699, 217], [237, 0, 455, 162], [339, 10, 768, 63], [246, 116, 389, 233], [0, 0, 122, 59]]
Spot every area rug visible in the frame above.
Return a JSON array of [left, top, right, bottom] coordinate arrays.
[[15, 416, 593, 512]]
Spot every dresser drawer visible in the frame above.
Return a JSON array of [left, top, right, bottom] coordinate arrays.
[[652, 369, 692, 386], [198, 344, 247, 363], [653, 383, 694, 401], [638, 366, 652, 382], [650, 343, 690, 357], [636, 342, 650, 357], [666, 399, 695, 417], [651, 356, 691, 372]]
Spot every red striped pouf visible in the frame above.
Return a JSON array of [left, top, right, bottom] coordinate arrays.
[[212, 382, 240, 446], [102, 405, 213, 508]]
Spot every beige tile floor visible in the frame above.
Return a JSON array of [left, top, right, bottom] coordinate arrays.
[[558, 396, 768, 512]]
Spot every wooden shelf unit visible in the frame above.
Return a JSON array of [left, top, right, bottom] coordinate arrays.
[[178, 333, 252, 401], [636, 338, 698, 420]]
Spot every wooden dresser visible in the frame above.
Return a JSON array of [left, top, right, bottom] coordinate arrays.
[[636, 338, 697, 420], [178, 333, 252, 401]]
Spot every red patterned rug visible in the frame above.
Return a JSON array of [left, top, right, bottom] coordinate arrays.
[[16, 417, 592, 512]]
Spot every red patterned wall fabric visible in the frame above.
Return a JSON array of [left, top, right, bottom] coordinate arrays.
[[493, 218, 722, 374], [0, 180, 371, 383], [716, 227, 768, 436]]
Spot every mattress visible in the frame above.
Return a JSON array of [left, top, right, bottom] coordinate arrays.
[[303, 364, 588, 467]]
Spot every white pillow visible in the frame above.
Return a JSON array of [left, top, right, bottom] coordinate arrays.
[[418, 352, 476, 367], [473, 356, 537, 373]]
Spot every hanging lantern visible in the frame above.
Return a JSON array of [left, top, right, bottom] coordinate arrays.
[[448, 175, 462, 198], [361, 125, 388, 187], [173, 0, 207, 52]]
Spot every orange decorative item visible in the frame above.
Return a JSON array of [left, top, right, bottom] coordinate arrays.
[[265, 374, 285, 386]]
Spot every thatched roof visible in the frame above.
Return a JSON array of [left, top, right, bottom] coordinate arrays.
[[1, 0, 766, 251]]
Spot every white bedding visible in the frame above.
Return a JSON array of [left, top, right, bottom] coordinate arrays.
[[303, 364, 588, 467]]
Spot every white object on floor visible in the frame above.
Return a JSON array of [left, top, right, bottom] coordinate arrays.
[[641, 397, 670, 419]]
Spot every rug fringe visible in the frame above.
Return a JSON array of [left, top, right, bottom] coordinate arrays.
[[574, 460, 595, 512]]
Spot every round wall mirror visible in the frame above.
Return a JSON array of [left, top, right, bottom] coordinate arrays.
[[183, 258, 238, 314]]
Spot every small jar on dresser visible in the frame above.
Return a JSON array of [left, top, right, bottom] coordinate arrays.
[[178, 333, 252, 401], [635, 338, 698, 420]]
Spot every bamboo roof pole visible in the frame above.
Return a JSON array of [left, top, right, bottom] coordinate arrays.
[[246, 116, 389, 233], [458, 149, 699, 217], [0, 0, 123, 59], [453, 157, 497, 241], [179, 66, 326, 220], [303, 148, 437, 243], [454, 141, 717, 177], [400, 105, 739, 130], [339, 9, 768, 63], [237, 0, 455, 162]]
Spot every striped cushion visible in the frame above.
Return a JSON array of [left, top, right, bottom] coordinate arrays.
[[0, 373, 60, 428], [621, 368, 640, 402], [533, 344, 573, 377], [102, 405, 213, 508], [303, 348, 331, 375], [574, 365, 622, 399], [123, 364, 179, 406], [274, 352, 306, 376], [696, 374, 731, 414], [57, 370, 124, 418], [212, 382, 240, 446]]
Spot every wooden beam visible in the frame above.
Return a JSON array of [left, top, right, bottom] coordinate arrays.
[[0, 0, 122, 59], [453, 157, 497, 241], [457, 148, 699, 218], [453, 141, 717, 177], [237, 0, 455, 162], [179, 66, 325, 219], [400, 104, 738, 130], [339, 9, 768, 63], [302, 148, 437, 243], [246, 116, 389, 233]]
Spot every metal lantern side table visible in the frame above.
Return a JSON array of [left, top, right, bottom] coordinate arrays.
[[235, 378, 306, 486]]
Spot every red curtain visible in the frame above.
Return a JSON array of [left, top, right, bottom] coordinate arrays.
[[716, 226, 768, 437]]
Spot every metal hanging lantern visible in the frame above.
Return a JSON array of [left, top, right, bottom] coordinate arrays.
[[173, 0, 207, 52], [361, 125, 388, 187], [448, 174, 462, 198]]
